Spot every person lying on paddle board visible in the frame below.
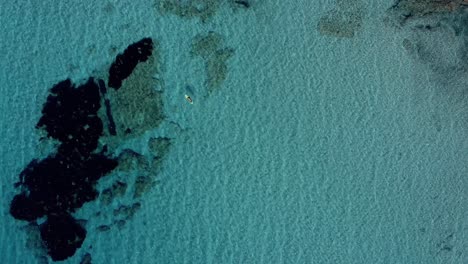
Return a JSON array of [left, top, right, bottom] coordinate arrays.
[[185, 94, 193, 104], [184, 84, 194, 104]]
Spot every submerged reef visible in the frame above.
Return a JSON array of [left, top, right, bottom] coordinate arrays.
[[385, 0, 468, 77], [9, 37, 168, 262], [156, 0, 221, 22], [385, 2, 468, 150], [191, 31, 235, 94], [155, 0, 251, 21], [317, 0, 365, 38], [105, 38, 165, 139], [148, 136, 172, 157]]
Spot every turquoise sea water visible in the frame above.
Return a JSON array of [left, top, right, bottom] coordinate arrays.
[[1, 1, 468, 263]]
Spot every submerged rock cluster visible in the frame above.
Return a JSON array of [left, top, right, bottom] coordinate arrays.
[[190, 31, 235, 95], [10, 1, 248, 262], [9, 38, 158, 262]]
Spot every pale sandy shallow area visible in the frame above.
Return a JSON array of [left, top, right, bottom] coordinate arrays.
[[0, 1, 468, 263]]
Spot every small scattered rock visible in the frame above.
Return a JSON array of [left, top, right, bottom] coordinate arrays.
[[191, 32, 235, 93], [114, 219, 126, 229], [148, 137, 172, 158], [99, 180, 127, 205], [80, 252, 92, 264], [99, 189, 113, 206], [96, 225, 111, 232], [113, 202, 141, 220], [117, 149, 149, 172], [133, 176, 155, 198], [233, 0, 250, 8]]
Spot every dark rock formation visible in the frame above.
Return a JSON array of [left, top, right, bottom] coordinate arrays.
[[36, 78, 103, 156], [39, 214, 87, 261], [233, 0, 250, 8], [97, 224, 111, 232], [108, 37, 153, 89], [10, 78, 118, 261], [14, 152, 117, 217], [10, 193, 44, 221], [10, 37, 164, 262]]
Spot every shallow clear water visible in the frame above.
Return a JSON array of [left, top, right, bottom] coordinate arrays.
[[1, 1, 468, 263]]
